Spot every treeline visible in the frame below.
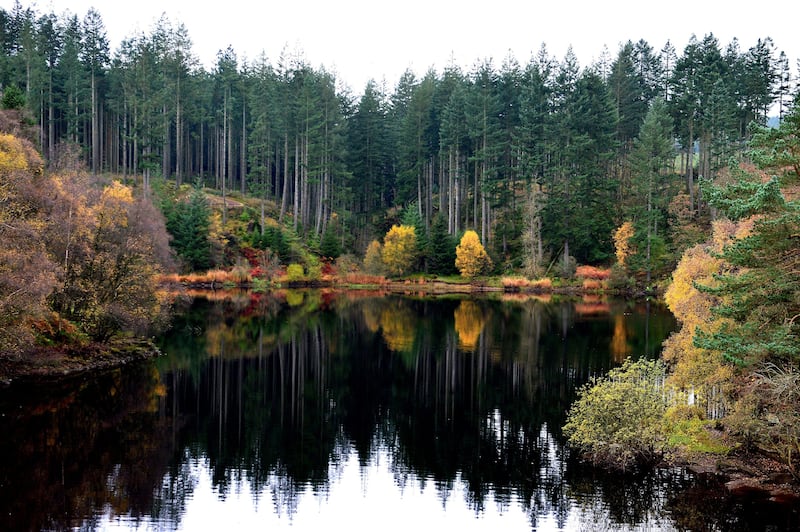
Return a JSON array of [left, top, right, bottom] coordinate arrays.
[[1, 2, 797, 271]]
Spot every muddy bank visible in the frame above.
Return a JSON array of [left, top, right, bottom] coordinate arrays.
[[0, 337, 161, 387], [676, 450, 800, 505]]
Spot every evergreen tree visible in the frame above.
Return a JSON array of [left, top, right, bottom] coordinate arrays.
[[543, 65, 618, 264], [162, 182, 211, 272], [81, 7, 109, 174], [695, 107, 800, 364], [319, 214, 342, 260], [1, 84, 24, 108], [608, 41, 647, 145], [427, 213, 456, 275], [401, 201, 429, 272], [626, 99, 675, 282], [347, 80, 394, 230]]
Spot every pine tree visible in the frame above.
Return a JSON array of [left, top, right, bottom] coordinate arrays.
[[694, 107, 800, 364], [427, 213, 456, 275], [319, 214, 342, 260], [626, 99, 674, 282], [163, 181, 211, 272], [401, 201, 429, 271]]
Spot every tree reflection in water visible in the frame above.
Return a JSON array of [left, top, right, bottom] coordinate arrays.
[[154, 293, 671, 526], [2, 292, 797, 530]]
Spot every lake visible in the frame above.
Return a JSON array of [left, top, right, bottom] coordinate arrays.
[[1, 290, 797, 531]]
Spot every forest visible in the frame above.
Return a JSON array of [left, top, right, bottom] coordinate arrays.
[[0, 2, 795, 278]]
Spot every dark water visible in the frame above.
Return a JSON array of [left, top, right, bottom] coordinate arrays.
[[1, 291, 798, 531]]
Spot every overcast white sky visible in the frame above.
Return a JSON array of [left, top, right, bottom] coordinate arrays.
[[11, 0, 800, 94]]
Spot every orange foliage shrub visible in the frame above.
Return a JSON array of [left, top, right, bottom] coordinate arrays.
[[575, 265, 611, 280], [344, 272, 387, 285], [530, 278, 553, 291], [582, 279, 606, 291], [501, 276, 531, 289], [164, 269, 234, 285]]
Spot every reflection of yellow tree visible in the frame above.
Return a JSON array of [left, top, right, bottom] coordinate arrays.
[[361, 300, 381, 333], [379, 304, 416, 352], [610, 314, 631, 363], [285, 290, 304, 307], [454, 300, 486, 351], [205, 322, 249, 359]]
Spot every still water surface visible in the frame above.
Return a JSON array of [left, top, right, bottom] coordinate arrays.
[[1, 291, 797, 530]]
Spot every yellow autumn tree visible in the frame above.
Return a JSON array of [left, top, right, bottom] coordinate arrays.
[[382, 224, 416, 276], [662, 220, 738, 396], [0, 133, 56, 353], [51, 180, 172, 340], [364, 240, 384, 275], [455, 230, 492, 278], [613, 221, 636, 268]]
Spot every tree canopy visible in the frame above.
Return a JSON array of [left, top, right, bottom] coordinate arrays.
[[1, 2, 792, 272]]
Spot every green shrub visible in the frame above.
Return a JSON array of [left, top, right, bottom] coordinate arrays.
[[251, 277, 268, 293], [286, 263, 305, 282], [563, 357, 670, 470], [2, 85, 25, 109]]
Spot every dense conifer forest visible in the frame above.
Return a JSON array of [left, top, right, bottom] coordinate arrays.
[[1, 2, 795, 276]]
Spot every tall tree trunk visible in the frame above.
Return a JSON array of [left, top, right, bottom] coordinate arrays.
[[132, 105, 138, 176], [280, 136, 289, 223], [293, 136, 299, 231], [447, 148, 454, 234], [241, 102, 247, 195], [162, 104, 170, 181], [222, 93, 229, 227], [646, 184, 653, 286], [175, 79, 182, 185], [454, 151, 461, 236], [47, 74, 54, 160], [91, 71, 98, 174], [687, 117, 695, 213]]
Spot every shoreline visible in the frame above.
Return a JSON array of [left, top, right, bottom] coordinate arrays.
[[164, 277, 653, 298], [672, 450, 800, 504], [0, 337, 161, 388]]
